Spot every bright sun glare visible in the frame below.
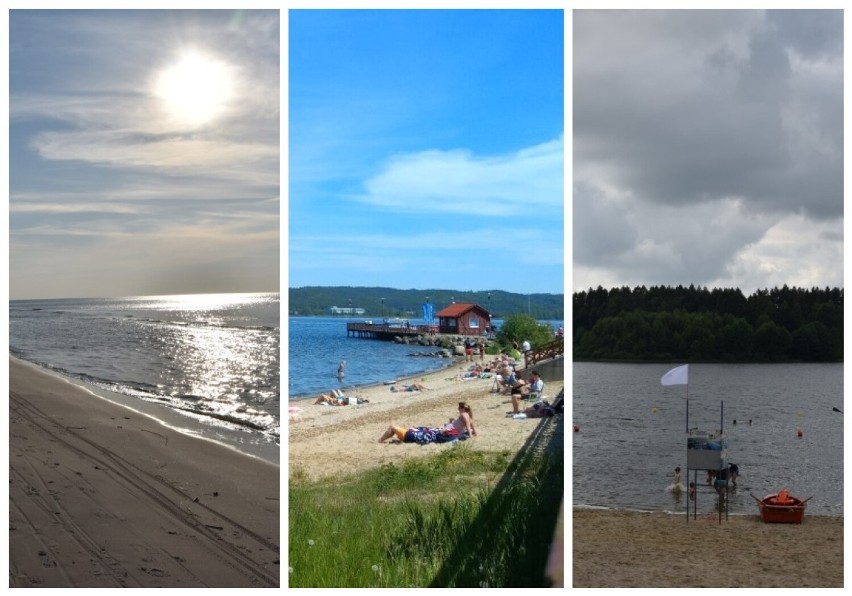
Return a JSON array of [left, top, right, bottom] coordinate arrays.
[[155, 51, 233, 127]]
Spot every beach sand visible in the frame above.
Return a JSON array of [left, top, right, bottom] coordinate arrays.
[[288, 359, 564, 482], [573, 508, 843, 588], [9, 358, 280, 587]]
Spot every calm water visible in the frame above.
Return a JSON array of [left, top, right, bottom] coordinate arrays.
[[288, 317, 459, 399], [10, 293, 280, 459], [288, 317, 564, 399], [573, 362, 843, 515]]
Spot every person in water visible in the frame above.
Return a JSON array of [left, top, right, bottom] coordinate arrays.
[[378, 401, 477, 443], [728, 462, 739, 487], [670, 466, 684, 492]]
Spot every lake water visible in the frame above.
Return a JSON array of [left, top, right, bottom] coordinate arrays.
[[573, 362, 843, 516], [288, 317, 564, 399], [287, 317, 461, 399], [10, 293, 280, 461]]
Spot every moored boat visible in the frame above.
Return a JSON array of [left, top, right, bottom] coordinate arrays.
[[751, 489, 811, 523]]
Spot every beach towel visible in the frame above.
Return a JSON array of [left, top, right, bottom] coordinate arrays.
[[405, 426, 458, 444]]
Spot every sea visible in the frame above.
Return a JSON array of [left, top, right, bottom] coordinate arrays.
[[9, 293, 280, 463], [573, 362, 843, 516], [288, 316, 564, 399]]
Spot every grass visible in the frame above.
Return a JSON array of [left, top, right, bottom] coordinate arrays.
[[289, 422, 563, 587]]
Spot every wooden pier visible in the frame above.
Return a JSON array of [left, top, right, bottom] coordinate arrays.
[[346, 322, 436, 340]]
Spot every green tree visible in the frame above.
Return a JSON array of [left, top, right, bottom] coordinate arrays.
[[791, 321, 833, 362], [497, 314, 554, 349], [753, 321, 792, 361]]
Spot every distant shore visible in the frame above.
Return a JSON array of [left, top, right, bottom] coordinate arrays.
[[573, 508, 842, 588], [9, 357, 279, 587]]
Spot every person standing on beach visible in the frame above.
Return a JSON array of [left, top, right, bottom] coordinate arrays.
[[464, 338, 473, 362]]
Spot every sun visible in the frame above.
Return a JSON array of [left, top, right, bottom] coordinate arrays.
[[154, 51, 233, 127]]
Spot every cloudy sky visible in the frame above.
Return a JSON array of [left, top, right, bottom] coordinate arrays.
[[9, 10, 279, 299], [289, 9, 564, 295], [573, 9, 843, 295]]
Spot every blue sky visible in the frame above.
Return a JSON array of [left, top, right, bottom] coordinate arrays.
[[289, 9, 564, 295], [9, 10, 279, 299]]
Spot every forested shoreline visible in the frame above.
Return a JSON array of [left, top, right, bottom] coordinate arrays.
[[573, 285, 842, 362], [289, 286, 564, 320]]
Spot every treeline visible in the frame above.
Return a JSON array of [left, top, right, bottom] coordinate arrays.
[[574, 285, 842, 362], [289, 286, 564, 320]]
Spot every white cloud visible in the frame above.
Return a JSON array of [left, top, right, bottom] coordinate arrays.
[[721, 215, 843, 293], [31, 130, 278, 186], [357, 137, 563, 216]]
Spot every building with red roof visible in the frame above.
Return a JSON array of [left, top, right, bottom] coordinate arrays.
[[434, 303, 492, 336]]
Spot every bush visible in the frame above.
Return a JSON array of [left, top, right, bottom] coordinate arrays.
[[496, 314, 554, 350]]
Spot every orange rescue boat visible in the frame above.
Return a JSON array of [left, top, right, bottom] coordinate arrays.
[[751, 489, 812, 523]]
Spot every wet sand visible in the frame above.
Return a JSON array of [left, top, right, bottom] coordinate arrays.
[[288, 359, 564, 482], [573, 508, 842, 588], [9, 357, 280, 587]]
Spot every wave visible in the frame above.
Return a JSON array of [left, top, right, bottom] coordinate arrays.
[[9, 354, 279, 438], [128, 317, 278, 333]]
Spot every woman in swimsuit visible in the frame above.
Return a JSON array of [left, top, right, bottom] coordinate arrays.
[[378, 402, 477, 443]]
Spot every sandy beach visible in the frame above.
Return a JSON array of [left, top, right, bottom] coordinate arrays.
[[288, 358, 564, 482], [9, 357, 280, 587], [573, 508, 843, 588]]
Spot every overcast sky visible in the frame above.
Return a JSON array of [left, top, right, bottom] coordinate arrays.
[[10, 10, 279, 299], [289, 10, 564, 294], [573, 9, 843, 295]]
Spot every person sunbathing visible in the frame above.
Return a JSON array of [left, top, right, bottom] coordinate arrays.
[[390, 382, 428, 392], [378, 402, 477, 443], [315, 389, 346, 405], [315, 389, 367, 405], [457, 365, 483, 380]]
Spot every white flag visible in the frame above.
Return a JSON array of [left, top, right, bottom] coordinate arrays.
[[661, 364, 689, 386]]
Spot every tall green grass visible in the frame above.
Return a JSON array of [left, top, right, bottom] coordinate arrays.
[[289, 434, 562, 587]]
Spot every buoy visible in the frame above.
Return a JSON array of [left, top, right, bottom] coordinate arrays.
[[573, 424, 580, 433], [652, 407, 657, 414]]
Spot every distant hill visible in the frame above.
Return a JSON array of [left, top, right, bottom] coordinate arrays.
[[289, 286, 564, 320]]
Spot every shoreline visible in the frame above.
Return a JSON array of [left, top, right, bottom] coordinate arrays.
[[573, 508, 842, 587], [288, 353, 466, 402], [11, 354, 279, 464], [9, 357, 280, 587]]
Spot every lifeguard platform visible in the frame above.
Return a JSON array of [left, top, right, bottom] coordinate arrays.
[[685, 406, 730, 523]]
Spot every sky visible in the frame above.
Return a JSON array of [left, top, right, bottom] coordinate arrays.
[[573, 9, 843, 296], [288, 9, 564, 295], [9, 10, 280, 299]]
